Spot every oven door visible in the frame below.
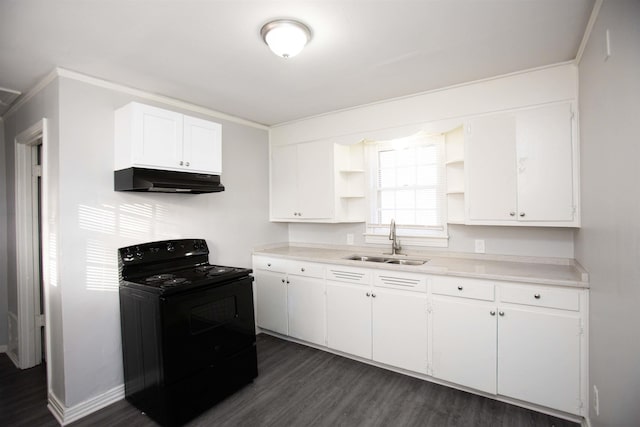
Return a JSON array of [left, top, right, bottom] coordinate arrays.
[[160, 276, 256, 384]]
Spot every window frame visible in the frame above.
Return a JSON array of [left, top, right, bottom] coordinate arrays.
[[364, 132, 449, 248]]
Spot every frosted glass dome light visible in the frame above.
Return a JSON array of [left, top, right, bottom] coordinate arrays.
[[261, 19, 312, 59]]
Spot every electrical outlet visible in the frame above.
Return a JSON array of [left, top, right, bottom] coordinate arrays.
[[593, 385, 600, 416], [474, 239, 485, 254], [346, 233, 355, 245]]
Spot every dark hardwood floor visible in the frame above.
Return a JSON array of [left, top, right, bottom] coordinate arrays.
[[0, 334, 578, 427]]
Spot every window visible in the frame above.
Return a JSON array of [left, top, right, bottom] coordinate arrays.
[[366, 132, 448, 247]]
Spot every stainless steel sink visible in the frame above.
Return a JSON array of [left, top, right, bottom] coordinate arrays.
[[344, 255, 428, 265], [384, 259, 427, 265]]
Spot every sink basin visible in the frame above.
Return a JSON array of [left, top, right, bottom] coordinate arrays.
[[384, 259, 427, 266], [344, 255, 389, 263], [344, 255, 428, 266]]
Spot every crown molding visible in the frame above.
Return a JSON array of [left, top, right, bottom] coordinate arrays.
[[575, 0, 603, 65]]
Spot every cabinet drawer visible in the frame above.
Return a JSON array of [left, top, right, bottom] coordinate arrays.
[[432, 276, 495, 301], [288, 261, 324, 278], [500, 284, 580, 311], [252, 255, 289, 273], [326, 265, 372, 285], [374, 271, 427, 292]]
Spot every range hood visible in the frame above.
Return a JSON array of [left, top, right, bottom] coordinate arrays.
[[114, 167, 225, 194]]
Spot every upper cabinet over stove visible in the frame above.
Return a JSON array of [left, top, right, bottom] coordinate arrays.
[[115, 102, 222, 175]]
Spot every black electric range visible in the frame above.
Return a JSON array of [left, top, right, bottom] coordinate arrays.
[[118, 239, 257, 426]]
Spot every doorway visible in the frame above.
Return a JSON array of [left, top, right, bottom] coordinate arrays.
[[14, 119, 50, 379]]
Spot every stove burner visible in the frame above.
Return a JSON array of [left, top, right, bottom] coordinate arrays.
[[162, 278, 190, 287], [195, 265, 217, 273], [145, 273, 176, 282], [207, 267, 236, 276]]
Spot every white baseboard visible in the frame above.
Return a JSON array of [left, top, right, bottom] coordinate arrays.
[[48, 384, 125, 425]]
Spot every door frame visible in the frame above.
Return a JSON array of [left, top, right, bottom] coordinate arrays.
[[14, 118, 51, 376]]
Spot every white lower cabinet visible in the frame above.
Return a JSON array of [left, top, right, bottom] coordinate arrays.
[[430, 276, 585, 415], [431, 297, 497, 394], [497, 306, 581, 414], [372, 288, 428, 374], [326, 267, 428, 374], [287, 274, 326, 346], [326, 281, 372, 359], [253, 257, 326, 346]]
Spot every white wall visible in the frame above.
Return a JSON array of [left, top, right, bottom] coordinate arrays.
[[279, 64, 578, 258], [3, 74, 287, 412], [0, 119, 7, 348], [575, 1, 640, 426], [2, 78, 66, 401]]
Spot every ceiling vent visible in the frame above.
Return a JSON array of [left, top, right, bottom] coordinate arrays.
[[0, 86, 21, 116]]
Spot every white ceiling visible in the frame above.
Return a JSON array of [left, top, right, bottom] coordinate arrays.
[[0, 0, 594, 126]]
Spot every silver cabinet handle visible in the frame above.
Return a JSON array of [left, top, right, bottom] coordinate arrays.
[[490, 310, 496, 316], [534, 293, 541, 299], [371, 293, 376, 298], [267, 263, 271, 267], [281, 279, 285, 283], [185, 161, 190, 167], [457, 286, 463, 291], [499, 311, 505, 316], [286, 280, 290, 284], [509, 212, 515, 217], [179, 160, 184, 166], [519, 212, 525, 217], [301, 268, 305, 272], [366, 292, 371, 297]]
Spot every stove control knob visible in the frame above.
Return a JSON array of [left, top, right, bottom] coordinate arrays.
[[123, 248, 134, 261], [166, 243, 175, 252], [134, 246, 143, 259], [193, 240, 201, 250]]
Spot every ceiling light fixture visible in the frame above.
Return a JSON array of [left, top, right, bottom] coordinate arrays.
[[260, 19, 312, 59]]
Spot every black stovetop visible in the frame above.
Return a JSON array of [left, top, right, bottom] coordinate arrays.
[[118, 239, 252, 295]]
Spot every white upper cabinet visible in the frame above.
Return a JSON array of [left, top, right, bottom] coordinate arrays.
[[115, 102, 222, 174], [465, 102, 578, 226], [270, 141, 366, 222]]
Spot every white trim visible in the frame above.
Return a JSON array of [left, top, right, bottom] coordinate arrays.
[[15, 123, 43, 369], [48, 385, 125, 425], [575, 0, 604, 65], [3, 69, 58, 119], [271, 61, 576, 128], [3, 67, 268, 130]]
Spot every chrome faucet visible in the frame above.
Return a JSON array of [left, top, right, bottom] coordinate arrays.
[[388, 219, 402, 255]]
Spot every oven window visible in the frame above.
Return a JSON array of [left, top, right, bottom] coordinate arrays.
[[190, 296, 237, 335]]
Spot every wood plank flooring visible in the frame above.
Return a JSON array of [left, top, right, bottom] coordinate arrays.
[[0, 334, 578, 427]]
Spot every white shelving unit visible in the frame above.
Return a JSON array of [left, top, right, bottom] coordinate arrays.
[[445, 126, 465, 224]]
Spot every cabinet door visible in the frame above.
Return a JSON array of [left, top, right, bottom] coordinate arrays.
[[497, 307, 581, 414], [133, 104, 183, 169], [297, 142, 334, 219], [372, 289, 427, 374], [254, 270, 288, 335], [431, 297, 497, 394], [287, 276, 326, 346], [326, 281, 371, 359], [271, 145, 299, 219], [183, 115, 222, 174], [465, 115, 517, 222], [516, 103, 574, 221]]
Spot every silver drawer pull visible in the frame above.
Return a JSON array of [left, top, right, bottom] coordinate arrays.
[[457, 286, 463, 291], [499, 311, 505, 316], [301, 268, 305, 272], [267, 263, 271, 267], [366, 292, 371, 297], [534, 293, 541, 299], [371, 293, 376, 298], [281, 279, 285, 283], [490, 310, 496, 316]]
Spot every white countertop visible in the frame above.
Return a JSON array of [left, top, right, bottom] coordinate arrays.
[[253, 244, 589, 288]]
